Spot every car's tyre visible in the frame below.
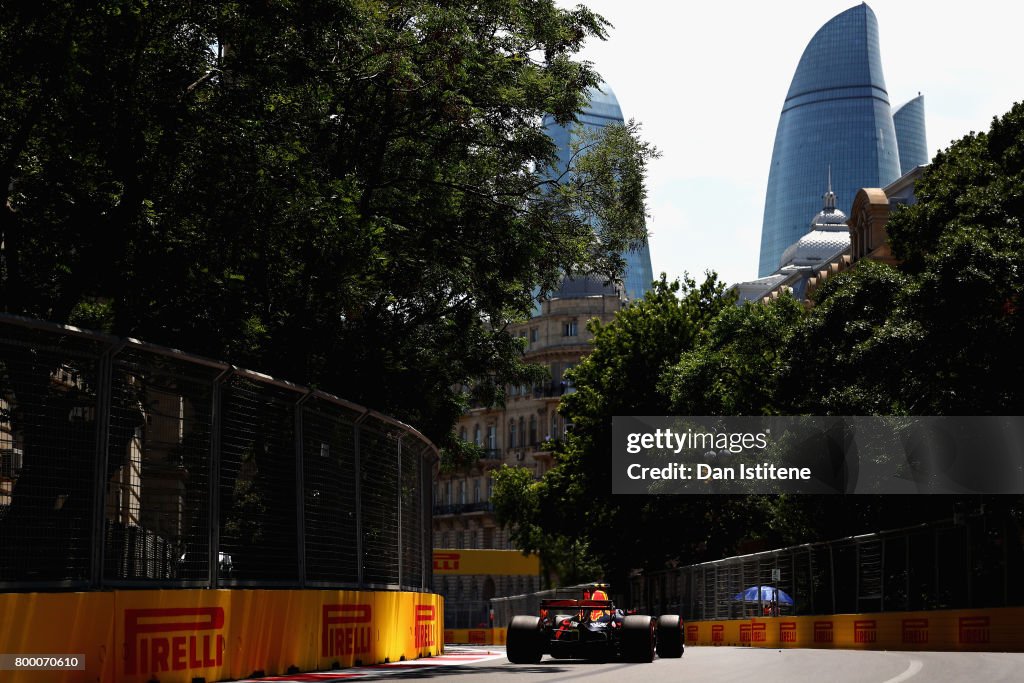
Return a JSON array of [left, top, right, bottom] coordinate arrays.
[[656, 615, 684, 658], [507, 616, 544, 664], [620, 615, 656, 663]]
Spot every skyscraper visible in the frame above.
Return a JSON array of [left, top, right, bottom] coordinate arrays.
[[893, 94, 928, 174], [758, 3, 910, 277], [543, 84, 655, 302]]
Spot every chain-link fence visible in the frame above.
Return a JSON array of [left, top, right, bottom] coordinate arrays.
[[631, 517, 1024, 620], [437, 575, 543, 629], [0, 315, 436, 591]]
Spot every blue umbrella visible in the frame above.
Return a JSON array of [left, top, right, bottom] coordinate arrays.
[[733, 585, 794, 605]]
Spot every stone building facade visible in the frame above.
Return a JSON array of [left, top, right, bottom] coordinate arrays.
[[433, 281, 625, 628]]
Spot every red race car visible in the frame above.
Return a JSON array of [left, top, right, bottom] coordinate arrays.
[[506, 590, 684, 664]]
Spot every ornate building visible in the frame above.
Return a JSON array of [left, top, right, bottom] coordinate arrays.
[[737, 164, 925, 305], [433, 281, 624, 628]]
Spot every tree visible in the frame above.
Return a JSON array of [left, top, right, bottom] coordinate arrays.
[[0, 0, 657, 447], [521, 275, 742, 582], [881, 102, 1024, 415], [490, 464, 601, 586], [665, 295, 805, 416]]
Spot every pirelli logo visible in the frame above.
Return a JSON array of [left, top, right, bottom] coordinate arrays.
[[415, 605, 436, 648], [959, 616, 991, 644], [902, 618, 929, 644], [686, 624, 698, 642], [740, 623, 765, 644], [124, 607, 225, 676], [322, 604, 372, 658], [854, 620, 877, 644], [780, 622, 797, 643], [433, 552, 460, 571], [711, 624, 724, 643], [814, 621, 833, 643]]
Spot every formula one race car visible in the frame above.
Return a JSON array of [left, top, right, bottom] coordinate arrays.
[[506, 594, 684, 664]]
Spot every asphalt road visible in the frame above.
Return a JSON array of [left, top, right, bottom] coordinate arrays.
[[247, 646, 1024, 683]]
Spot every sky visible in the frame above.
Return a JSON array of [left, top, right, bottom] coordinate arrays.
[[556, 0, 1024, 286]]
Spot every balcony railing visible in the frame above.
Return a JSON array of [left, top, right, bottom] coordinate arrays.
[[432, 502, 494, 516]]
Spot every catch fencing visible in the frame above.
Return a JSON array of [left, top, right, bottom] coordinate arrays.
[[0, 314, 436, 591], [631, 517, 1024, 620]]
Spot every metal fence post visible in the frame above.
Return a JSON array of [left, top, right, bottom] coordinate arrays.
[[295, 391, 312, 589], [354, 414, 365, 588], [209, 368, 232, 589], [829, 543, 837, 613], [396, 436, 402, 588], [89, 342, 117, 588], [422, 447, 430, 591]]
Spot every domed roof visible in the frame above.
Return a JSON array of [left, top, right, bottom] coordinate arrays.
[[779, 170, 851, 268], [811, 206, 848, 227], [779, 229, 850, 268]]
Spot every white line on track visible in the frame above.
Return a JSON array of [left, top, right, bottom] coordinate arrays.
[[881, 658, 923, 683]]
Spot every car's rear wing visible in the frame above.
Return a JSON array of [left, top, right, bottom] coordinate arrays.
[[539, 599, 614, 609]]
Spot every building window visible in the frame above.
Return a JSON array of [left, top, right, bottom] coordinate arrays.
[[518, 417, 525, 447], [508, 420, 516, 449], [487, 477, 493, 501], [530, 327, 538, 342], [563, 319, 578, 337], [473, 424, 482, 446], [474, 479, 481, 503], [551, 412, 559, 440], [445, 481, 452, 505], [529, 415, 537, 446], [459, 426, 467, 441], [459, 480, 466, 505], [487, 425, 496, 450]]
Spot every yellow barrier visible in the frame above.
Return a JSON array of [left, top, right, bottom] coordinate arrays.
[[0, 589, 444, 683], [444, 627, 507, 645], [432, 549, 539, 576], [0, 591, 116, 683], [684, 607, 1024, 652]]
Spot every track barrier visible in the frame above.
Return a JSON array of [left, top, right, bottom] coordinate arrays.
[[0, 588, 444, 683], [684, 607, 1024, 652]]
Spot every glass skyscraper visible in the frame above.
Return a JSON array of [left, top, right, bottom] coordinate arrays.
[[758, 3, 905, 277], [893, 94, 928, 175], [543, 84, 654, 302]]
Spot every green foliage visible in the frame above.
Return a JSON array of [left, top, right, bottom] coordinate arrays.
[[807, 101, 1024, 415], [517, 101, 1024, 573], [528, 275, 745, 579], [782, 260, 916, 415], [491, 464, 602, 585], [665, 295, 805, 416], [0, 1, 656, 447]]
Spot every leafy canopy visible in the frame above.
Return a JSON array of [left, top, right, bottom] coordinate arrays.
[[0, 0, 657, 444]]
